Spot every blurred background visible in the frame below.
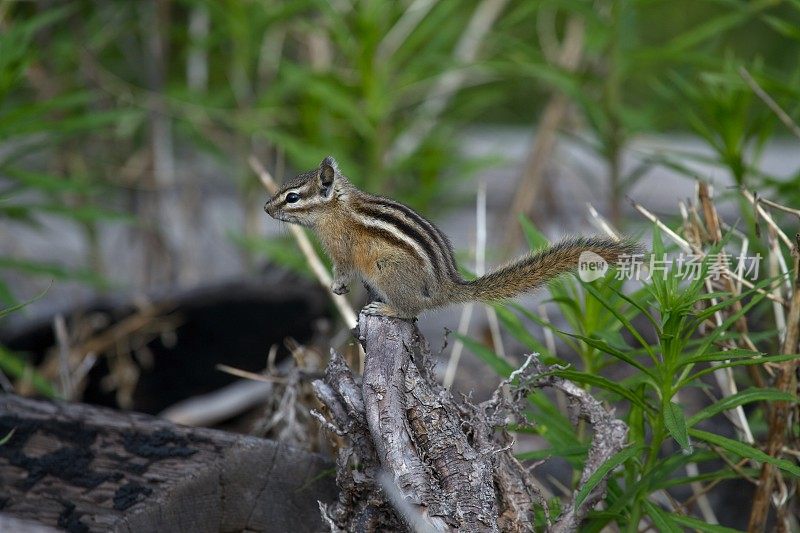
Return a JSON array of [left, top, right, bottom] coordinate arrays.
[[1, 0, 799, 421], [2, 2, 800, 529]]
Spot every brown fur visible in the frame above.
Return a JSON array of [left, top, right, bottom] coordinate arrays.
[[265, 158, 644, 319]]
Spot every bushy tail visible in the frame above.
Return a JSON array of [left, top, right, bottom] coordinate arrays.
[[454, 236, 643, 302]]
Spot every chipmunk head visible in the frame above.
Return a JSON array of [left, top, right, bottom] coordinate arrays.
[[264, 156, 347, 227]]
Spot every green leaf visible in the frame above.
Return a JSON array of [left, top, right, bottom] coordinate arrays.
[[664, 401, 692, 452], [562, 330, 657, 380], [654, 467, 758, 490], [2, 167, 97, 194], [573, 445, 643, 509], [0, 258, 107, 286], [690, 428, 800, 478], [508, 302, 581, 353], [0, 283, 50, 319], [609, 283, 659, 331], [526, 393, 584, 458], [681, 348, 765, 366], [678, 354, 799, 389], [0, 346, 56, 397], [762, 14, 800, 40], [659, 2, 771, 56], [668, 513, 743, 532], [689, 276, 775, 357], [554, 369, 649, 410], [493, 304, 549, 355], [582, 281, 656, 361], [516, 444, 588, 462], [0, 280, 16, 307], [518, 215, 549, 249], [642, 501, 683, 533], [688, 388, 797, 428], [0, 428, 15, 446], [453, 333, 514, 377], [2, 203, 133, 224]]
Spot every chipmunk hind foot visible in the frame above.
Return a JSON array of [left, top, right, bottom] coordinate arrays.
[[360, 302, 416, 320]]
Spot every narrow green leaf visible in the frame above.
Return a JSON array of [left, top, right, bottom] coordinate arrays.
[[573, 445, 643, 509], [554, 369, 650, 410], [0, 346, 56, 397], [664, 401, 692, 452], [609, 283, 659, 331], [690, 429, 800, 478], [518, 215, 549, 249], [582, 281, 656, 360], [681, 348, 764, 366], [493, 304, 549, 355], [668, 513, 743, 532], [0, 428, 15, 446], [690, 277, 775, 358], [679, 354, 799, 388], [508, 303, 580, 353], [562, 330, 657, 379], [0, 258, 108, 286], [453, 333, 514, 377], [654, 467, 758, 489], [3, 167, 97, 194], [642, 501, 683, 533], [516, 444, 588, 462], [0, 283, 50, 319], [688, 388, 797, 427]]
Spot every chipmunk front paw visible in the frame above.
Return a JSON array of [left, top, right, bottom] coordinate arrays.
[[331, 280, 350, 295]]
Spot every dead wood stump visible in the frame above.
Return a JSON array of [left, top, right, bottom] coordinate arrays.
[[313, 313, 628, 532], [0, 394, 336, 532]]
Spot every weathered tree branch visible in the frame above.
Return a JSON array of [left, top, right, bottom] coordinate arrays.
[[313, 313, 628, 532]]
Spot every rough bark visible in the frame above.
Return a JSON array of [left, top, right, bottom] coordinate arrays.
[[0, 394, 336, 532], [313, 313, 629, 532]]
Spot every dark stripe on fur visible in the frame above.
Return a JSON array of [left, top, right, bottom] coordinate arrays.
[[352, 220, 427, 266], [367, 195, 460, 280], [355, 203, 447, 280]]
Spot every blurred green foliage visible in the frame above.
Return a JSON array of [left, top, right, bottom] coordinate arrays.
[[1, 1, 798, 293]]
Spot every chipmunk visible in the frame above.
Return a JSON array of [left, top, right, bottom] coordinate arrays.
[[264, 157, 641, 319]]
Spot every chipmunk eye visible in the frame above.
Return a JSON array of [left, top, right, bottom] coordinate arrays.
[[286, 192, 300, 203]]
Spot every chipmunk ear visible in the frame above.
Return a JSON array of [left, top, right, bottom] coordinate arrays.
[[319, 156, 338, 188]]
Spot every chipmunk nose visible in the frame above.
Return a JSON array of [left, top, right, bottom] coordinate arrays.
[[264, 197, 275, 216]]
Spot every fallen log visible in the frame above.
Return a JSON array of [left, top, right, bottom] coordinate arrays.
[[0, 394, 336, 532]]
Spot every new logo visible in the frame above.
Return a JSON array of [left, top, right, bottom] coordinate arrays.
[[578, 251, 608, 282]]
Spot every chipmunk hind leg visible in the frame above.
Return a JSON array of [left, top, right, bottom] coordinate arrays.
[[361, 260, 434, 319]]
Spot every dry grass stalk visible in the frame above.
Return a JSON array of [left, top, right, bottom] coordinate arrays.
[[697, 183, 764, 385], [23, 302, 177, 406], [502, 15, 586, 253], [445, 181, 506, 389], [748, 234, 800, 533], [388, 0, 509, 162], [215, 364, 289, 384], [739, 67, 800, 141]]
